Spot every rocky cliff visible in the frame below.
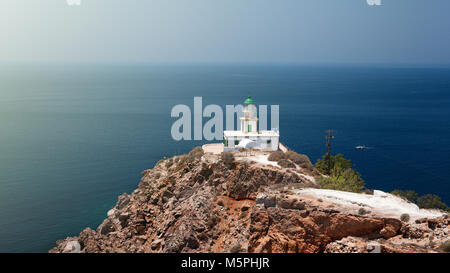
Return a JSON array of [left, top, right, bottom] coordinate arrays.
[[50, 148, 449, 253]]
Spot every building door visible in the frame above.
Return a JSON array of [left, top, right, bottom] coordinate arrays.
[[248, 125, 251, 133]]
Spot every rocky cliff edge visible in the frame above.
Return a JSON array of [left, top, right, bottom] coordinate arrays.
[[50, 148, 449, 253]]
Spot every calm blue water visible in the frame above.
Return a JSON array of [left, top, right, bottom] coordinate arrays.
[[0, 64, 449, 252]]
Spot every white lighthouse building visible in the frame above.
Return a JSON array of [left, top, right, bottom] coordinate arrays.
[[223, 96, 279, 151]]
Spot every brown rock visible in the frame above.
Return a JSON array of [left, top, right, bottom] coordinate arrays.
[[49, 149, 447, 254]]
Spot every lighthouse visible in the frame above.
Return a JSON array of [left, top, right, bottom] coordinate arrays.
[[223, 96, 280, 151], [241, 96, 258, 133]]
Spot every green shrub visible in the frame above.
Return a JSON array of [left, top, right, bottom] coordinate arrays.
[[268, 151, 286, 162], [400, 213, 410, 222], [315, 153, 351, 175], [277, 158, 296, 168], [221, 152, 235, 168], [319, 167, 365, 193], [391, 190, 419, 204], [391, 189, 449, 212], [417, 194, 449, 211], [315, 153, 365, 193]]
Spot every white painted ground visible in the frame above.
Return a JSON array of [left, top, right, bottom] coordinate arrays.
[[234, 153, 444, 220], [295, 188, 445, 220], [247, 154, 279, 167]]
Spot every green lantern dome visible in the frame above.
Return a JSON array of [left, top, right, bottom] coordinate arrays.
[[244, 96, 255, 105]]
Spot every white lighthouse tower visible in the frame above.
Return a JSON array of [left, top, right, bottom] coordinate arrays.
[[240, 96, 258, 133], [223, 96, 279, 151]]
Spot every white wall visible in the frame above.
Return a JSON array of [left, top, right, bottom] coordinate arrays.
[[270, 136, 279, 151], [224, 135, 279, 151]]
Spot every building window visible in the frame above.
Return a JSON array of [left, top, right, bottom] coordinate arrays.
[[267, 139, 272, 144], [234, 140, 239, 145], [248, 124, 252, 132]]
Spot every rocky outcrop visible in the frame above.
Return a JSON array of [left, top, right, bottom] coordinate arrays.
[[248, 206, 403, 253], [50, 148, 449, 253]]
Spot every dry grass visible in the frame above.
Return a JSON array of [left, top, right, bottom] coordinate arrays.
[[268, 151, 286, 161]]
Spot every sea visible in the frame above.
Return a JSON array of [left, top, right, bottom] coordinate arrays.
[[0, 63, 449, 252]]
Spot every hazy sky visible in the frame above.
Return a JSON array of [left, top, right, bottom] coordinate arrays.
[[1, 0, 449, 64]]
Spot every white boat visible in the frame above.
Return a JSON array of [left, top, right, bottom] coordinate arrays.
[[355, 145, 367, 150]]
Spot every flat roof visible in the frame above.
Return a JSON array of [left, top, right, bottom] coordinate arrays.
[[224, 130, 280, 137]]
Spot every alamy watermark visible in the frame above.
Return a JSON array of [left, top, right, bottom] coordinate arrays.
[[66, 0, 81, 6], [367, 0, 382, 6], [171, 97, 279, 141]]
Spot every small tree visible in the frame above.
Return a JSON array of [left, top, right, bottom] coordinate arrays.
[[315, 153, 351, 175], [319, 167, 365, 193], [316, 153, 365, 193]]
